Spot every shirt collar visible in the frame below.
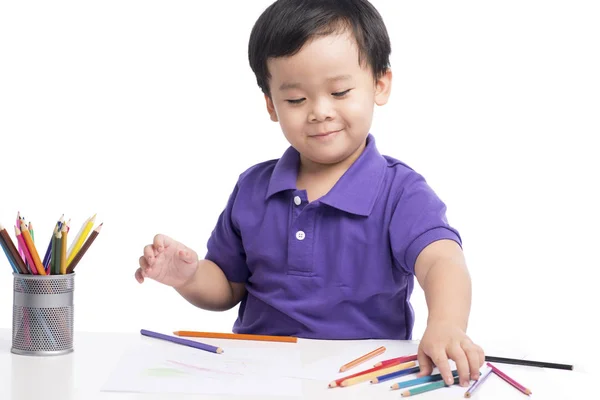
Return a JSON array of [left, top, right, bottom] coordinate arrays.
[[266, 134, 387, 217]]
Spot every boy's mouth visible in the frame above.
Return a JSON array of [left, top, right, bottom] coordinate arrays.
[[311, 129, 342, 138]]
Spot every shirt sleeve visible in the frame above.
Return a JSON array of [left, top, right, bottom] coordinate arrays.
[[389, 173, 462, 275], [204, 183, 250, 283]]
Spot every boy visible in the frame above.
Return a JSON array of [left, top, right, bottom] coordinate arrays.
[[136, 0, 484, 387]]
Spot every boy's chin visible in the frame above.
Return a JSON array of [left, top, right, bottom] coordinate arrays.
[[302, 149, 356, 166]]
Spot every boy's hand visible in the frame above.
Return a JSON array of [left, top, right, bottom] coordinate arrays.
[[135, 234, 199, 288], [417, 320, 484, 387]]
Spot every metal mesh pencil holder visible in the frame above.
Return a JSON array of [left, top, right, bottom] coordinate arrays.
[[11, 273, 75, 356]]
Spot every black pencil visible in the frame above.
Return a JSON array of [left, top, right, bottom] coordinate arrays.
[[485, 356, 573, 371]]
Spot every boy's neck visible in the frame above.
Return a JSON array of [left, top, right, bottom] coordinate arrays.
[[296, 140, 366, 202]]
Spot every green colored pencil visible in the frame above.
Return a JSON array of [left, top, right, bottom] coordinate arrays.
[[401, 376, 459, 397], [50, 227, 58, 274], [53, 230, 63, 275]]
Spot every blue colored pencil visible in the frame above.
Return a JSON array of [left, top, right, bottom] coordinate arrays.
[[371, 366, 420, 383], [391, 370, 459, 390], [140, 329, 223, 354], [1, 239, 19, 273]]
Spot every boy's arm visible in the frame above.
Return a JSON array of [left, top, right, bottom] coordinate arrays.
[[414, 239, 484, 387], [175, 259, 246, 311], [415, 239, 471, 330]]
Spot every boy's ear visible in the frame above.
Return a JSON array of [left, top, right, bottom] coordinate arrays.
[[264, 94, 279, 122], [374, 69, 392, 106]]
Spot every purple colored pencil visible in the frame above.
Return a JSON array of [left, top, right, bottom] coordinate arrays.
[[464, 367, 493, 398], [140, 329, 223, 354]]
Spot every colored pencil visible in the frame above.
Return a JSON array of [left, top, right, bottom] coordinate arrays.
[[59, 222, 68, 274], [487, 362, 532, 395], [339, 346, 386, 372], [140, 329, 223, 354], [401, 375, 459, 397], [465, 367, 493, 398], [53, 229, 63, 275], [391, 370, 459, 390], [49, 225, 58, 274], [370, 366, 420, 383], [66, 223, 102, 273], [0, 224, 29, 274], [340, 361, 416, 387], [374, 354, 418, 367], [173, 330, 297, 343], [485, 355, 572, 371], [66, 214, 95, 266], [15, 226, 38, 274], [43, 214, 63, 272], [19, 221, 46, 275], [16, 212, 25, 264], [329, 359, 405, 388], [0, 236, 19, 273], [29, 222, 35, 244]]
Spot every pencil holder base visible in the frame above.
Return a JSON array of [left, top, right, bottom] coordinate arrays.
[[11, 273, 75, 356]]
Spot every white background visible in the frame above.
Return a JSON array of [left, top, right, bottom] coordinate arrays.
[[1, 0, 598, 372]]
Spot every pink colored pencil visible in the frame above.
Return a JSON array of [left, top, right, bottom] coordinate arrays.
[[15, 226, 37, 274], [373, 354, 418, 367], [487, 362, 532, 395], [16, 212, 26, 264]]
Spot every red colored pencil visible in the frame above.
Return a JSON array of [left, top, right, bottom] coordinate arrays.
[[487, 362, 532, 395], [373, 354, 418, 367]]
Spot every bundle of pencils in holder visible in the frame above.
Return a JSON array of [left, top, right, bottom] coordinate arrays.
[[0, 212, 102, 275]]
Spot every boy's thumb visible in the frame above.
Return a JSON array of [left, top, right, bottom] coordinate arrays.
[[178, 250, 195, 264]]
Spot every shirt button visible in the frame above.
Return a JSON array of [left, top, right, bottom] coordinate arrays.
[[293, 196, 302, 206], [295, 231, 305, 240]]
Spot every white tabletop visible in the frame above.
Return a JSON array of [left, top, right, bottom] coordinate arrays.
[[0, 329, 592, 400]]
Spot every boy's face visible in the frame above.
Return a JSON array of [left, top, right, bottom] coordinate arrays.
[[265, 31, 391, 167]]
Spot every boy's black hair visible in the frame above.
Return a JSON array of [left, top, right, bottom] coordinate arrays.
[[248, 0, 391, 96]]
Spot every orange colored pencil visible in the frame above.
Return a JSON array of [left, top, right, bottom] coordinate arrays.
[[19, 221, 46, 275], [374, 354, 418, 367], [329, 359, 404, 388], [339, 346, 386, 372], [59, 222, 68, 274], [173, 331, 297, 343]]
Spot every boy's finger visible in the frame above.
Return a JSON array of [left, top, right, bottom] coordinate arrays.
[[463, 343, 482, 380], [135, 268, 144, 283], [431, 351, 454, 385], [143, 245, 156, 265], [178, 250, 196, 264], [153, 234, 168, 251], [416, 348, 433, 377], [448, 344, 470, 387], [478, 346, 485, 368]]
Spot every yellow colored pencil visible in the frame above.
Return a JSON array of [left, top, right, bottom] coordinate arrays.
[[19, 221, 46, 275], [60, 221, 69, 274], [66, 214, 95, 266], [340, 361, 416, 387]]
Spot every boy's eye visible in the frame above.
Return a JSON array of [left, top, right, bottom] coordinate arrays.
[[332, 89, 352, 97], [286, 98, 305, 104]]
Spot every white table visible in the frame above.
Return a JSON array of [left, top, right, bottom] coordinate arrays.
[[0, 329, 592, 400]]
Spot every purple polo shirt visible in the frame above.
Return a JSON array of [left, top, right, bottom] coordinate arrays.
[[205, 134, 461, 340]]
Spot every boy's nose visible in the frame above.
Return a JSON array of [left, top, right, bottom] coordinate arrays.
[[308, 98, 335, 122]]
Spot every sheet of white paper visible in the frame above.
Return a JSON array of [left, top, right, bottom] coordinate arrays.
[[101, 341, 303, 397], [292, 340, 421, 381]]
